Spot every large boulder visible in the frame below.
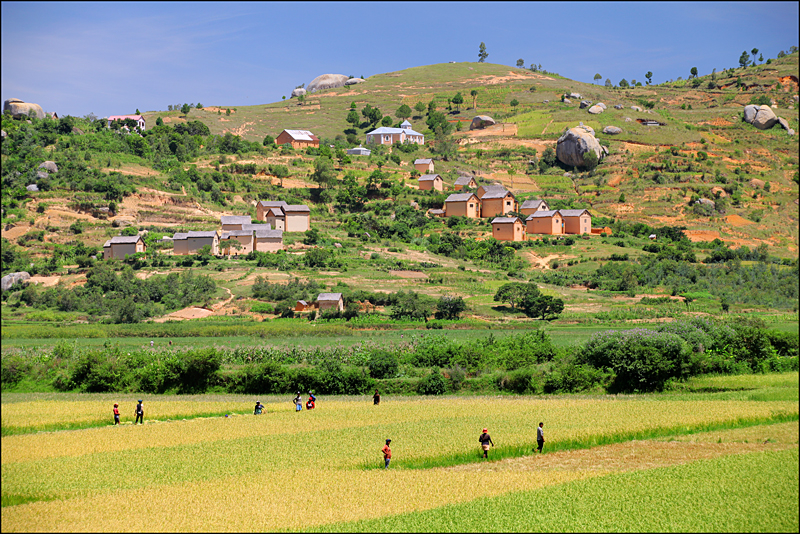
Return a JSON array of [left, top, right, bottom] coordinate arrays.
[[743, 104, 759, 123], [563, 98, 571, 104], [470, 115, 496, 130], [597, 102, 607, 110], [631, 106, 642, 112], [556, 125, 603, 168], [26, 184, 39, 192], [602, 125, 623, 135], [345, 78, 365, 85], [36, 170, 49, 180], [38, 161, 58, 173], [290, 87, 306, 98], [614, 104, 623, 110], [579, 100, 592, 109], [1, 271, 30, 291], [777, 117, 790, 130], [569, 92, 582, 99], [752, 105, 778, 129], [3, 99, 45, 120], [307, 74, 349, 93], [587, 105, 604, 114]]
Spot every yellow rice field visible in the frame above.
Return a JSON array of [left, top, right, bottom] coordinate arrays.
[[2, 394, 798, 532]]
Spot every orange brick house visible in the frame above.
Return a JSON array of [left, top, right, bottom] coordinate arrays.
[[453, 175, 477, 191], [519, 199, 550, 216], [491, 217, 526, 242], [560, 209, 592, 235], [275, 129, 320, 149], [479, 187, 517, 218], [418, 174, 443, 191], [444, 192, 481, 218], [526, 210, 563, 235], [414, 158, 434, 173]]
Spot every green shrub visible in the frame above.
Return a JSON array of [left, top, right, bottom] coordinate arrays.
[[417, 370, 447, 395], [368, 350, 400, 379]]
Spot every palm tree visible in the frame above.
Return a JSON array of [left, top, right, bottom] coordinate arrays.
[[470, 89, 479, 110]]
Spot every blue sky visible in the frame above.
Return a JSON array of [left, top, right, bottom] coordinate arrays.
[[2, 1, 798, 119]]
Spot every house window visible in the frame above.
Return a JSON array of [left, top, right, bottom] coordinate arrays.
[[469, 203, 474, 208]]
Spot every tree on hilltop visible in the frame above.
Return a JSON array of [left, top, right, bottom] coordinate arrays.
[[593, 73, 602, 84], [395, 104, 412, 121], [516, 59, 525, 68], [739, 51, 750, 69], [452, 92, 464, 112], [414, 101, 426, 116], [181, 103, 191, 115], [619, 79, 629, 88], [605, 78, 613, 88], [645, 71, 653, 85], [346, 109, 360, 128], [751, 48, 759, 65], [690, 67, 698, 78], [478, 42, 488, 63]]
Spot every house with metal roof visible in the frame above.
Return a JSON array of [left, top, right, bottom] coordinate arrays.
[[220, 215, 252, 231], [220, 229, 254, 255], [103, 235, 146, 260], [346, 145, 371, 156], [526, 210, 563, 235], [414, 158, 434, 174], [418, 174, 443, 192], [491, 216, 526, 242], [365, 124, 424, 145], [275, 129, 320, 149], [171, 230, 220, 255], [520, 199, 550, 216], [479, 188, 517, 218], [107, 114, 145, 131], [444, 192, 481, 218], [252, 227, 284, 253], [454, 175, 477, 191], [559, 209, 592, 235], [255, 201, 310, 232], [316, 292, 344, 312]]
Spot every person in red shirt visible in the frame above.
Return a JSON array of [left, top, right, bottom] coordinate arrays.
[[113, 403, 120, 425], [382, 439, 392, 468], [306, 397, 315, 410]]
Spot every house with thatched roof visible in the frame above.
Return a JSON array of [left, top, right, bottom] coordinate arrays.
[[172, 230, 220, 255], [103, 235, 146, 260], [316, 292, 344, 312]]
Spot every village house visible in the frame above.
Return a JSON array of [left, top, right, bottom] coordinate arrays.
[[365, 121, 424, 145], [591, 227, 613, 236], [476, 184, 507, 199], [172, 230, 220, 255], [526, 210, 563, 235], [418, 174, 443, 191], [220, 215, 252, 231], [255, 201, 310, 232], [444, 192, 481, 218], [414, 158, 434, 174], [491, 217, 526, 242], [427, 208, 445, 217], [251, 227, 284, 252], [219, 230, 253, 255], [275, 129, 320, 149], [560, 209, 593, 235], [295, 300, 312, 312], [519, 199, 550, 216], [453, 175, 477, 191], [479, 187, 517, 218], [103, 235, 146, 260], [316, 292, 344, 312], [107, 115, 146, 130], [346, 145, 371, 156]]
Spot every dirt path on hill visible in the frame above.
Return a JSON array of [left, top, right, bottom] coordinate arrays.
[[524, 251, 560, 269]]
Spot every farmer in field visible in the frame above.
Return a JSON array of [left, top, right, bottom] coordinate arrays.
[[535, 422, 545, 453], [134, 400, 144, 425], [306, 396, 315, 410], [373, 389, 381, 405], [293, 392, 302, 412], [254, 401, 263, 415], [382, 439, 392, 468], [478, 428, 494, 459], [113, 403, 120, 425]]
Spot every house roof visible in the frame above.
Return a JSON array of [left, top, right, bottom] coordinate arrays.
[[297, 300, 308, 306], [445, 193, 479, 203], [414, 158, 433, 164], [346, 146, 371, 155], [317, 292, 343, 301], [221, 230, 253, 238], [265, 207, 284, 217], [281, 129, 319, 141], [107, 115, 144, 122], [454, 176, 475, 186], [559, 209, 592, 217], [221, 215, 251, 225], [253, 228, 283, 239], [243, 223, 272, 231], [108, 235, 142, 245], [477, 185, 508, 198], [172, 232, 189, 240], [418, 174, 441, 182], [187, 231, 218, 238], [526, 210, 560, 220], [428, 209, 445, 215], [520, 199, 546, 210], [283, 204, 310, 212], [481, 188, 515, 200], [400, 120, 413, 127], [258, 200, 289, 208], [491, 217, 522, 224], [366, 126, 424, 137]]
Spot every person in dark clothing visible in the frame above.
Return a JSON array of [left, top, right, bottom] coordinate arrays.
[[373, 389, 381, 405], [254, 401, 263, 415], [134, 400, 144, 425], [113, 403, 120, 425], [478, 428, 494, 459], [535, 422, 545, 453]]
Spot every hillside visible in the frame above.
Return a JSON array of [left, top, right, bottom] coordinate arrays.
[[1, 52, 798, 326]]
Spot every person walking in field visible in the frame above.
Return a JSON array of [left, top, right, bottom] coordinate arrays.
[[373, 389, 381, 405], [382, 439, 392, 468], [254, 401, 263, 415], [535, 422, 545, 453], [113, 403, 120, 425], [293, 392, 302, 412], [478, 428, 494, 459], [134, 400, 144, 425]]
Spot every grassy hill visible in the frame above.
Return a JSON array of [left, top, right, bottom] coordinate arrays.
[[1, 53, 798, 328]]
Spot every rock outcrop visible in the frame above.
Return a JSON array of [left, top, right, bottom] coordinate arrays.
[[631, 106, 642, 112], [26, 184, 39, 192], [743, 104, 759, 123], [345, 78, 365, 85], [38, 161, 58, 173], [597, 103, 607, 110], [614, 104, 623, 109], [3, 98, 45, 119], [602, 126, 622, 135], [307, 74, 349, 93], [470, 115, 496, 130], [291, 87, 306, 98], [743, 104, 778, 129], [568, 92, 582, 99], [588, 105, 604, 114], [563, 98, 571, 104], [1, 272, 30, 291], [579, 100, 592, 109], [556, 125, 603, 168], [776, 116, 795, 136]]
